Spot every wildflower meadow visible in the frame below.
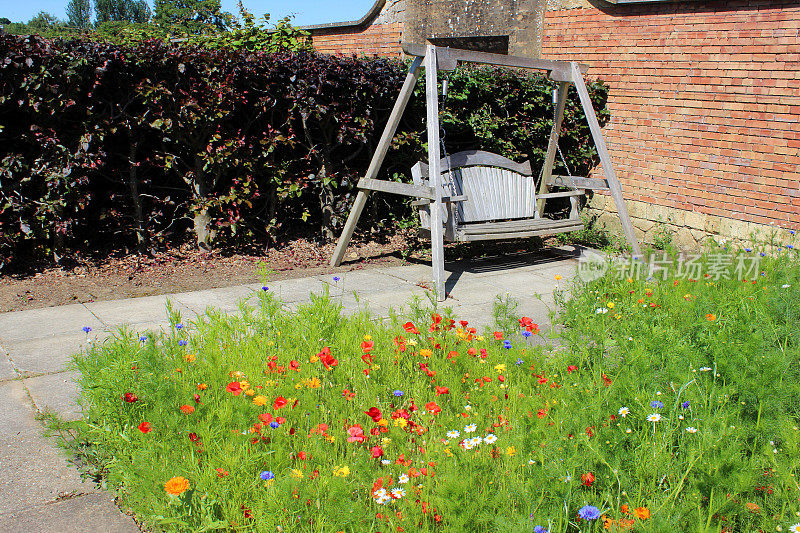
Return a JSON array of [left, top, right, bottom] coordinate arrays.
[[69, 241, 800, 532]]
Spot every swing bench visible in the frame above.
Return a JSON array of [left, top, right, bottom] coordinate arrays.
[[331, 43, 641, 301]]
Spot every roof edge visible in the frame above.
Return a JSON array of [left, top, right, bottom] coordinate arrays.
[[298, 0, 386, 31]]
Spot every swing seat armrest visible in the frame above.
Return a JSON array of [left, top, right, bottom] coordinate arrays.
[[411, 195, 468, 207], [537, 189, 585, 200]]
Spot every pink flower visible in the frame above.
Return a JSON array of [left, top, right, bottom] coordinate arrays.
[[347, 425, 366, 443]]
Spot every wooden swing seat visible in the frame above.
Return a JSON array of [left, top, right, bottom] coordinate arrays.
[[411, 150, 585, 242]]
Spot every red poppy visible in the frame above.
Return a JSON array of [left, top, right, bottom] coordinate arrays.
[[493, 331, 504, 340], [361, 353, 373, 365], [342, 389, 356, 400], [289, 360, 300, 371], [567, 365, 578, 373], [581, 472, 595, 486], [180, 404, 195, 414], [138, 421, 152, 433], [602, 373, 612, 386], [537, 409, 547, 419], [226, 382, 242, 395], [365, 407, 382, 422], [403, 322, 420, 334], [347, 425, 366, 443], [371, 446, 384, 458], [258, 412, 273, 424], [189, 432, 199, 442], [318, 347, 338, 370], [361, 340, 374, 353], [435, 386, 449, 396], [273, 396, 287, 410], [459, 320, 469, 327], [215, 468, 229, 478], [425, 402, 441, 415], [122, 392, 138, 403], [193, 393, 201, 403]]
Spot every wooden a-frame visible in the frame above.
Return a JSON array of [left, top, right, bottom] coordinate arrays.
[[331, 42, 641, 301]]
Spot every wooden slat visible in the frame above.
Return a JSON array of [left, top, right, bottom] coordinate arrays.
[[330, 56, 424, 267], [401, 42, 587, 79], [411, 195, 468, 207], [444, 150, 532, 175], [570, 62, 641, 255], [460, 217, 582, 235], [358, 178, 434, 199], [537, 189, 586, 199], [458, 225, 583, 242], [546, 175, 609, 191]]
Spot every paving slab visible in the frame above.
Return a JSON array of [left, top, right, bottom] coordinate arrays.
[[0, 352, 17, 382], [3, 332, 104, 378], [0, 304, 104, 344], [24, 371, 82, 422], [174, 285, 260, 315], [0, 492, 139, 532], [85, 295, 194, 328], [0, 380, 96, 514]]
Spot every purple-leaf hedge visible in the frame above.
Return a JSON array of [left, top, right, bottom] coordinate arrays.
[[0, 34, 609, 271]]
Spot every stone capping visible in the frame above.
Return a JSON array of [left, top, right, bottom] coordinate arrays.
[[298, 0, 386, 31], [603, 0, 701, 3]]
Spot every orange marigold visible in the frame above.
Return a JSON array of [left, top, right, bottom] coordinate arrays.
[[180, 404, 195, 414], [705, 313, 717, 321], [633, 506, 650, 520], [164, 476, 190, 495]]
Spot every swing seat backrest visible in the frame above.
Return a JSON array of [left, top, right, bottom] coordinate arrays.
[[411, 150, 538, 225], [411, 150, 585, 242]]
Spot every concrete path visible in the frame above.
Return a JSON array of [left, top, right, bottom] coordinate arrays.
[[0, 248, 579, 532]]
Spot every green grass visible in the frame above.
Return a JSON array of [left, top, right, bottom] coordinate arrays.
[[69, 241, 800, 532]]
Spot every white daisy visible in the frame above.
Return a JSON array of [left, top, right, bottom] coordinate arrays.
[[618, 407, 629, 418], [376, 494, 391, 505], [686, 427, 697, 433], [595, 308, 608, 314], [699, 367, 712, 372], [373, 488, 387, 500], [398, 474, 409, 484], [789, 523, 800, 533], [390, 487, 406, 499], [483, 434, 498, 444], [782, 284, 791, 289], [381, 459, 391, 465], [647, 413, 662, 422], [446, 430, 460, 439], [464, 423, 477, 433]]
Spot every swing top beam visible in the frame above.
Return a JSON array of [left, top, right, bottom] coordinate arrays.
[[400, 42, 588, 82]]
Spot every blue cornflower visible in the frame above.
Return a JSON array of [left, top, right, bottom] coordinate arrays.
[[516, 358, 523, 366], [393, 390, 404, 397], [139, 335, 148, 343], [791, 230, 796, 235], [760, 252, 766, 257], [82, 326, 91, 333], [788, 245, 794, 249], [502, 340, 512, 349], [745, 248, 752, 252], [650, 400, 663, 409], [262, 286, 269, 291], [333, 276, 340, 282], [578, 505, 601, 520], [260, 470, 274, 481], [534, 527, 549, 533], [270, 421, 280, 429], [522, 330, 532, 338], [175, 323, 183, 330], [178, 340, 187, 347], [682, 401, 690, 409]]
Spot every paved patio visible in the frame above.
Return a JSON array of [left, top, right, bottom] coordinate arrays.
[[0, 247, 580, 531]]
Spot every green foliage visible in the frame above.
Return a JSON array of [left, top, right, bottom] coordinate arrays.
[[94, 0, 151, 23], [153, 0, 230, 35], [197, 2, 311, 53], [67, 245, 800, 531], [66, 0, 93, 29]]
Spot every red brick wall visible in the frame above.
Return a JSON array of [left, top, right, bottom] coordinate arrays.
[[542, 1, 800, 228], [311, 23, 403, 57]]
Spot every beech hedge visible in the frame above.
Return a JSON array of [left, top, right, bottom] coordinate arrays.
[[0, 33, 610, 271]]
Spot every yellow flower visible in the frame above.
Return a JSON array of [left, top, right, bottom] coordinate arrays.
[[394, 418, 408, 428], [607, 302, 615, 309], [407, 339, 418, 346], [183, 353, 196, 363], [363, 335, 372, 341], [420, 349, 433, 358], [377, 418, 389, 427], [326, 435, 335, 443], [290, 469, 304, 480], [164, 476, 190, 495], [302, 377, 321, 389], [245, 389, 255, 397], [309, 355, 319, 363], [456, 329, 466, 339], [295, 383, 303, 389], [494, 364, 507, 373], [444, 448, 453, 457], [476, 335, 484, 341], [333, 465, 350, 477], [505, 446, 516, 457], [253, 395, 267, 406], [381, 437, 391, 446], [240, 381, 250, 391], [371, 364, 380, 370], [555, 274, 562, 281]]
